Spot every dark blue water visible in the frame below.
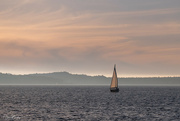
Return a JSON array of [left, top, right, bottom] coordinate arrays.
[[0, 86, 180, 120]]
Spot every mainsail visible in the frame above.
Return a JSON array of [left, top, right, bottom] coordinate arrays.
[[110, 65, 118, 88], [110, 64, 119, 92]]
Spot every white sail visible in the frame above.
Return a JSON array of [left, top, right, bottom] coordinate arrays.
[[110, 65, 118, 88]]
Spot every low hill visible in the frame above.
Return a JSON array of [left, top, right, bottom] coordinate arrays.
[[0, 72, 180, 86]]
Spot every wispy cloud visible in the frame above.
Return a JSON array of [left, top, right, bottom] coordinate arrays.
[[0, 0, 180, 76]]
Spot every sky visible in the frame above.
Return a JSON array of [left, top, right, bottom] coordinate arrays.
[[0, 0, 180, 77]]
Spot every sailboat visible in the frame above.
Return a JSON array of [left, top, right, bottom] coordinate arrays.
[[110, 64, 119, 92]]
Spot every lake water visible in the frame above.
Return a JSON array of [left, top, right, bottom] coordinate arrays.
[[0, 86, 180, 120]]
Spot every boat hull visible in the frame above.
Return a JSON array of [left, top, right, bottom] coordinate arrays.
[[110, 87, 119, 92]]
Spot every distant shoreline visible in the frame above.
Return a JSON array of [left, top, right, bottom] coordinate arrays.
[[1, 71, 180, 78], [0, 72, 180, 86]]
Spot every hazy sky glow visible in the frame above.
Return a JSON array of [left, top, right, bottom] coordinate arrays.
[[0, 0, 180, 77]]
